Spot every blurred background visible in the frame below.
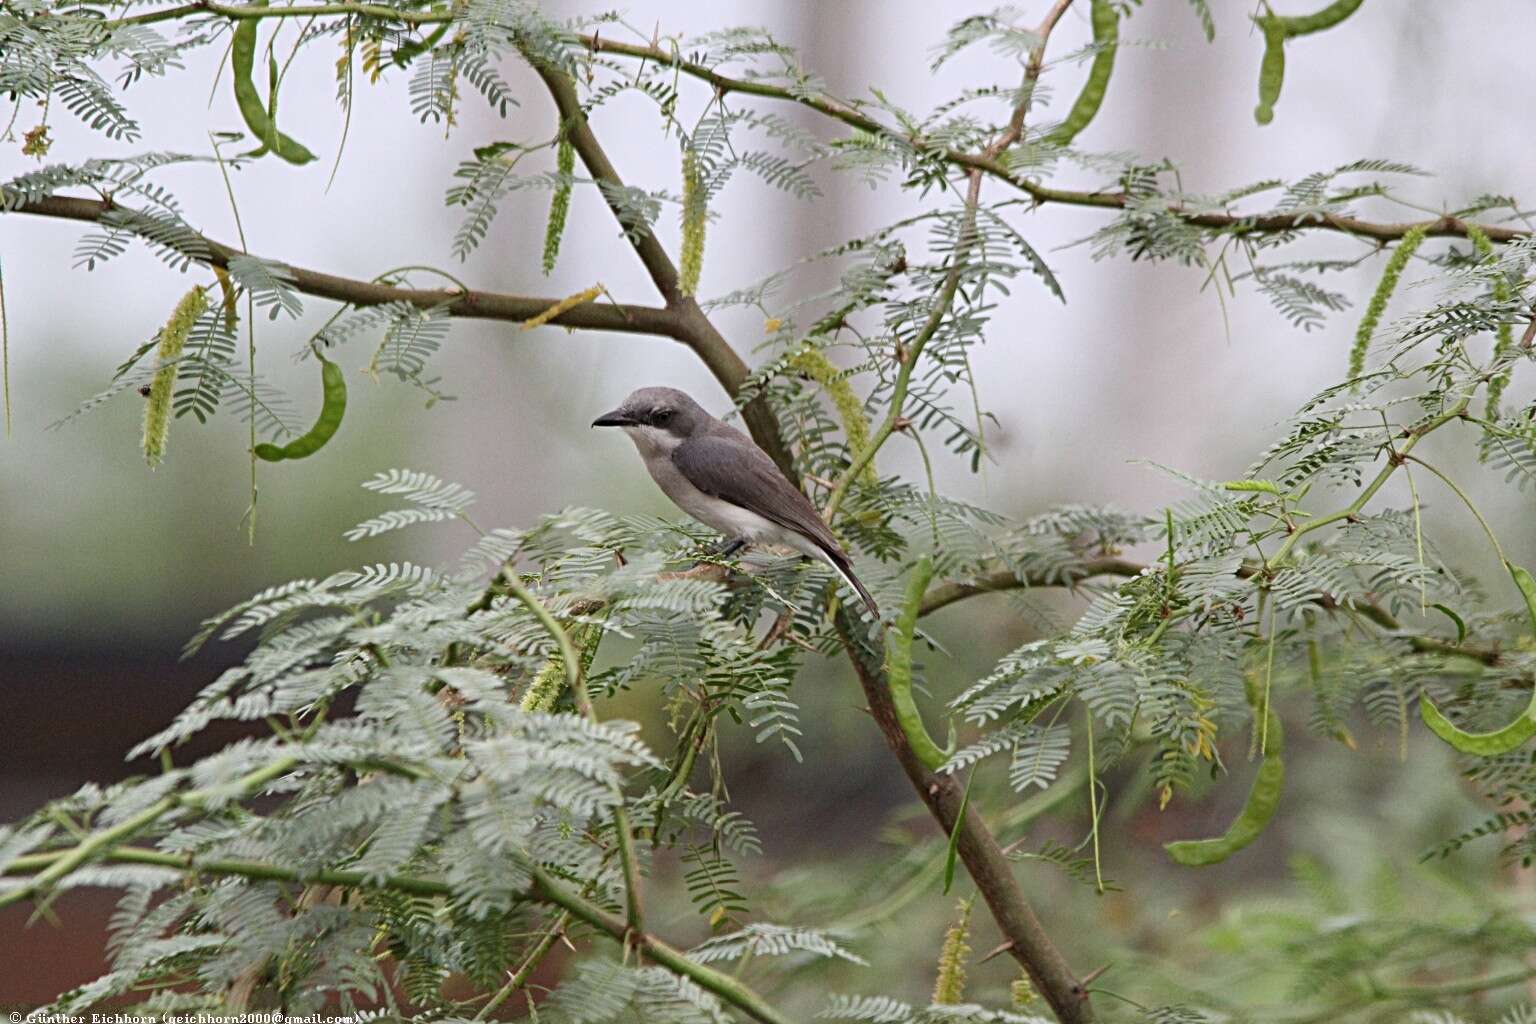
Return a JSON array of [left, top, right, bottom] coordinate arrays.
[[3, 0, 1533, 1012]]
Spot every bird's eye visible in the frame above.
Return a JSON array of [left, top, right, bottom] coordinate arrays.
[[653, 409, 674, 424]]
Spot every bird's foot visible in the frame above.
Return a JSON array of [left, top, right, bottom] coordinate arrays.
[[713, 538, 747, 560]]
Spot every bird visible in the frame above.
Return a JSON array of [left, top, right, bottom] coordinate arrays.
[[592, 386, 879, 618]]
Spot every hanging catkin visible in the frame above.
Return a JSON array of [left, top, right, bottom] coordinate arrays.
[[931, 896, 974, 1004], [143, 286, 209, 468], [680, 147, 706, 297], [542, 137, 574, 275], [1347, 225, 1426, 385], [788, 344, 877, 487]]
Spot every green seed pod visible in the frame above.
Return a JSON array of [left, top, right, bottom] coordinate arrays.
[[1271, 0, 1364, 35], [1420, 562, 1536, 756], [142, 286, 210, 468], [1046, 0, 1118, 146], [541, 137, 575, 276], [885, 556, 948, 770], [1165, 754, 1285, 865], [931, 897, 973, 1005], [1253, 17, 1286, 125], [1165, 703, 1286, 866], [1347, 224, 1426, 384], [253, 353, 346, 461], [231, 3, 317, 165], [788, 344, 877, 487], [680, 147, 706, 297], [1253, 0, 1363, 125]]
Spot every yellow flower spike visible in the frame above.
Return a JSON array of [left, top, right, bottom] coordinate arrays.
[[142, 286, 209, 468], [932, 896, 974, 1005]]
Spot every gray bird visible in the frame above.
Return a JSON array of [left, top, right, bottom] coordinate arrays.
[[592, 386, 879, 617]]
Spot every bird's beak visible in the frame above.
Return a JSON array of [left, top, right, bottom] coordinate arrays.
[[591, 409, 635, 428]]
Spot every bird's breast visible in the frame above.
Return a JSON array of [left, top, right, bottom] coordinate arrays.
[[640, 452, 786, 545]]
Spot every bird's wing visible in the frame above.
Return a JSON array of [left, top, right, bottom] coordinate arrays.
[[671, 433, 842, 554], [673, 432, 879, 617]]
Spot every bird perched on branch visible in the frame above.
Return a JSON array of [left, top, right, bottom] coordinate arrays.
[[593, 386, 879, 617]]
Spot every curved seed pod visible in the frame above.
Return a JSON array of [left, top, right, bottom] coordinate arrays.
[[541, 137, 575, 276], [1253, 17, 1286, 125], [231, 3, 317, 165], [885, 555, 947, 770], [1347, 224, 1426, 383], [1046, 0, 1118, 145], [1253, 0, 1363, 125], [1164, 754, 1285, 865], [253, 353, 346, 461], [680, 146, 706, 297], [1270, 0, 1364, 35], [143, 287, 210, 468], [788, 343, 876, 487], [1421, 562, 1536, 755], [1164, 703, 1285, 866], [391, 21, 450, 68]]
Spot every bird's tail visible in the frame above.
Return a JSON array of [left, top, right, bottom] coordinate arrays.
[[819, 546, 880, 619]]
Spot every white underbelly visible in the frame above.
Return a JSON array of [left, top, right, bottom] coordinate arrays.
[[629, 432, 824, 559], [681, 492, 798, 547]]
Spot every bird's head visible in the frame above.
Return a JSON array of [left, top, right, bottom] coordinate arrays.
[[592, 386, 708, 453]]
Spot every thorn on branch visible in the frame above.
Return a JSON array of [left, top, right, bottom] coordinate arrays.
[[1080, 963, 1113, 986], [979, 939, 1015, 964]]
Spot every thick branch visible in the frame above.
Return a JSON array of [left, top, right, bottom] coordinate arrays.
[[819, 34, 1095, 1018], [834, 612, 1094, 1024], [6, 195, 679, 336], [532, 65, 798, 478]]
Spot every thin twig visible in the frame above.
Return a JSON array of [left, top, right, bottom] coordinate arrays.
[[496, 568, 646, 938], [2, 845, 791, 1024]]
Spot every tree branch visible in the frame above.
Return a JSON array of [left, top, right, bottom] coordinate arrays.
[[92, 4, 1527, 243], [918, 559, 1504, 665], [918, 557, 1143, 616], [1, 845, 793, 1024], [0, 756, 298, 911], [495, 567, 646, 938], [834, 611, 1095, 1023], [574, 35, 1527, 245], [532, 64, 798, 478], [5, 195, 679, 337], [826, 29, 1098, 1018], [521, 52, 1097, 1021]]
